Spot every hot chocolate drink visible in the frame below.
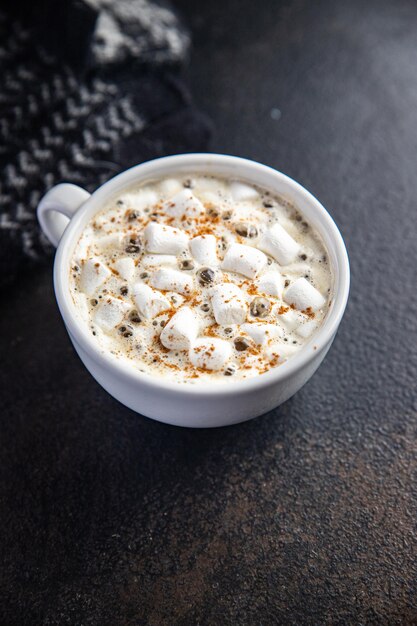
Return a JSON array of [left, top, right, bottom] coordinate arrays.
[[69, 175, 332, 381]]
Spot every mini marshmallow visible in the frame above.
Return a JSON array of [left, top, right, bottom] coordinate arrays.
[[296, 319, 318, 338], [210, 283, 247, 325], [265, 341, 298, 364], [160, 307, 199, 350], [150, 268, 193, 295], [284, 277, 326, 311], [144, 222, 189, 255], [93, 209, 119, 232], [160, 178, 183, 197], [79, 258, 110, 296], [189, 235, 218, 266], [276, 306, 305, 332], [240, 322, 283, 345], [163, 189, 205, 219], [221, 243, 267, 278], [119, 188, 158, 211], [95, 232, 124, 252], [94, 297, 130, 332], [258, 223, 299, 265], [256, 270, 284, 298], [189, 337, 232, 371], [132, 283, 171, 319], [75, 294, 89, 323], [141, 254, 178, 268], [113, 257, 136, 282], [73, 235, 90, 264], [229, 181, 259, 201]]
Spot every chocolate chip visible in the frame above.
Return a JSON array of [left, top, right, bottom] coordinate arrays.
[[200, 303, 210, 312], [234, 337, 250, 351], [125, 244, 140, 254], [263, 201, 273, 208], [118, 325, 133, 338], [127, 210, 139, 222], [224, 365, 236, 376], [284, 279, 290, 288], [120, 286, 128, 296], [129, 310, 141, 324], [207, 207, 219, 218], [224, 327, 233, 335], [90, 299, 98, 306], [183, 178, 194, 188], [140, 272, 149, 279], [250, 297, 271, 318], [179, 258, 195, 271], [235, 222, 258, 238], [300, 253, 307, 261], [197, 267, 216, 286]]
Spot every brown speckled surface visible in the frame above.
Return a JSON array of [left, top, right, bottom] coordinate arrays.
[[1, 0, 417, 623]]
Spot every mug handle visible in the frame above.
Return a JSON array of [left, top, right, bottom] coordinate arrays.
[[37, 183, 91, 247]]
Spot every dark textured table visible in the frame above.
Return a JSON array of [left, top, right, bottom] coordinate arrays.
[[2, 0, 417, 623]]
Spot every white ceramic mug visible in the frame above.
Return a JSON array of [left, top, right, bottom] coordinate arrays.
[[37, 154, 350, 428]]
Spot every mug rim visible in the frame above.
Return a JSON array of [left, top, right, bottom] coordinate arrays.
[[54, 153, 350, 396]]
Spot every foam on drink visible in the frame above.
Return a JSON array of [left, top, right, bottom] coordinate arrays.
[[69, 175, 333, 382]]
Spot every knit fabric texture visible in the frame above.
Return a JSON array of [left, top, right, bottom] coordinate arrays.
[[0, 1, 211, 288]]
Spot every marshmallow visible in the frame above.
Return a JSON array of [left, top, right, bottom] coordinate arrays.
[[95, 232, 124, 252], [284, 278, 326, 311], [119, 189, 158, 211], [163, 189, 205, 219], [132, 283, 171, 319], [79, 258, 110, 296], [221, 243, 267, 278], [141, 254, 178, 268], [144, 222, 189, 255], [160, 307, 199, 350], [189, 337, 232, 371], [296, 319, 318, 338], [113, 257, 136, 282], [256, 270, 284, 298], [210, 283, 247, 325], [265, 341, 298, 364], [240, 322, 283, 345], [229, 181, 259, 201], [73, 234, 90, 263], [258, 223, 299, 265], [93, 209, 119, 232], [189, 235, 218, 266], [94, 297, 130, 332], [160, 178, 183, 197], [276, 306, 305, 332], [150, 268, 193, 295]]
